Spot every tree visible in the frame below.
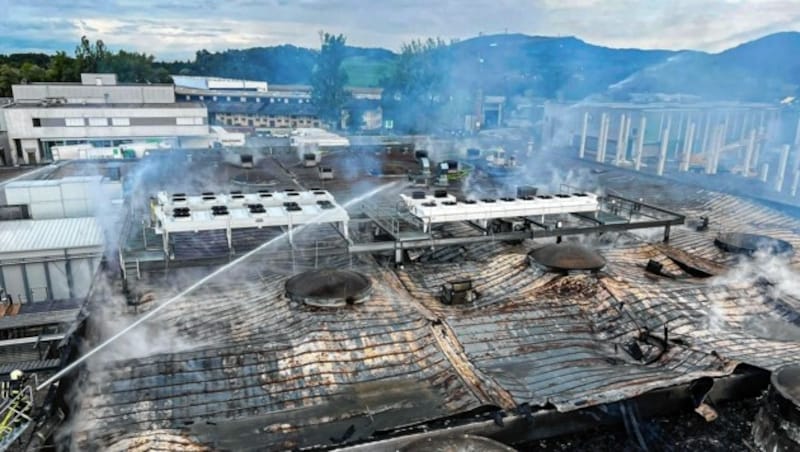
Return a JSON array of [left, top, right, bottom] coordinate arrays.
[[46, 51, 79, 82], [381, 38, 450, 133], [0, 64, 21, 97], [311, 32, 350, 127], [75, 36, 108, 73]]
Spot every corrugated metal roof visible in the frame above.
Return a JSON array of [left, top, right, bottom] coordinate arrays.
[[0, 217, 104, 254]]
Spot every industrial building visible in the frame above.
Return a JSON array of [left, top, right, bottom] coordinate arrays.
[[0, 73, 209, 166], [0, 134, 797, 450], [172, 75, 383, 132]]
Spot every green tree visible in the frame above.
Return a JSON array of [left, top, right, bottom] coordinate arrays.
[[46, 51, 79, 82], [0, 64, 21, 97], [75, 36, 108, 73], [381, 38, 450, 133], [311, 32, 350, 127], [19, 62, 46, 83]]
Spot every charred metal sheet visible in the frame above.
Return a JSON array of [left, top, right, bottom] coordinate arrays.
[[715, 232, 794, 256]]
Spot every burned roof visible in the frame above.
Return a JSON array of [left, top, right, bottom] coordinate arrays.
[[63, 150, 800, 450]]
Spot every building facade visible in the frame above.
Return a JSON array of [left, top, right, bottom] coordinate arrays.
[[1, 74, 209, 166], [173, 75, 382, 133]]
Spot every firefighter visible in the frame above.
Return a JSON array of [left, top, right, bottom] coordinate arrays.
[[2, 369, 30, 431]]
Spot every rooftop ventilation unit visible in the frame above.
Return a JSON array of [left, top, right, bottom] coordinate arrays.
[[317, 200, 335, 210], [172, 207, 191, 218], [211, 205, 229, 216], [412, 191, 426, 200], [714, 232, 794, 256], [318, 167, 334, 180], [285, 269, 372, 308], [528, 244, 606, 272], [440, 279, 477, 305], [247, 203, 266, 214], [283, 202, 302, 212], [433, 189, 448, 198]]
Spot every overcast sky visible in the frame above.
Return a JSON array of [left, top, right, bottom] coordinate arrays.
[[2, 0, 799, 60]]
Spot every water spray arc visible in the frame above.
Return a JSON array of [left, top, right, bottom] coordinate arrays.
[[36, 182, 399, 391]]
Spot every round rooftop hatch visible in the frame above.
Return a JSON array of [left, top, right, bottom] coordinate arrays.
[[714, 232, 794, 256], [285, 269, 372, 308], [400, 435, 516, 452], [528, 243, 606, 272]]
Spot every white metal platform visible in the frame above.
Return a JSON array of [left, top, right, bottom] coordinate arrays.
[[151, 190, 350, 253], [400, 192, 600, 232]]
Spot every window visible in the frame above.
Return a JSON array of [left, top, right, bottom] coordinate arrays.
[[284, 99, 289, 104], [88, 117, 108, 126], [226, 96, 231, 101], [256, 98, 261, 103], [240, 97, 246, 102], [111, 118, 130, 126], [185, 95, 191, 101], [32, 118, 41, 127], [199, 95, 204, 101], [213, 96, 218, 101], [65, 118, 85, 127], [175, 117, 205, 126]]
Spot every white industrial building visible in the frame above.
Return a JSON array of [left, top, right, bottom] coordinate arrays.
[[0, 176, 122, 220], [0, 73, 209, 166], [0, 217, 105, 303]]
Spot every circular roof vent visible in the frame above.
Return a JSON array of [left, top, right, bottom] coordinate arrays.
[[400, 435, 516, 452], [714, 232, 794, 256], [285, 269, 372, 307], [528, 243, 606, 272]]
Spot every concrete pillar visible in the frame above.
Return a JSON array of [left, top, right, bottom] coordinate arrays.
[[676, 112, 685, 149], [743, 128, 756, 177], [622, 114, 632, 161], [634, 115, 646, 171], [701, 113, 712, 155], [776, 144, 790, 192], [657, 126, 670, 176], [658, 113, 665, 139], [615, 114, 626, 165], [680, 122, 695, 172], [791, 170, 800, 197], [597, 113, 609, 163], [579, 111, 589, 158], [760, 163, 769, 183], [753, 129, 763, 170], [740, 111, 751, 141], [794, 116, 800, 146], [706, 126, 720, 175], [713, 125, 725, 174]]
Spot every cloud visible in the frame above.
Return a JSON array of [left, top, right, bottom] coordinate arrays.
[[2, 0, 800, 59]]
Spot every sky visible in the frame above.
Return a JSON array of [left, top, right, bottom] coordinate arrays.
[[2, 0, 800, 60]]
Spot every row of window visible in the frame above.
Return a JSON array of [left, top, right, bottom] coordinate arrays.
[[184, 94, 309, 104], [32, 117, 206, 128]]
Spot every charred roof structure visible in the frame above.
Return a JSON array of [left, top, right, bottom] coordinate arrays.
[[11, 145, 800, 451]]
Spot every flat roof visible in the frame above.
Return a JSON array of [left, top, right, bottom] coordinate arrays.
[[0, 217, 104, 254], [6, 102, 205, 109]]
